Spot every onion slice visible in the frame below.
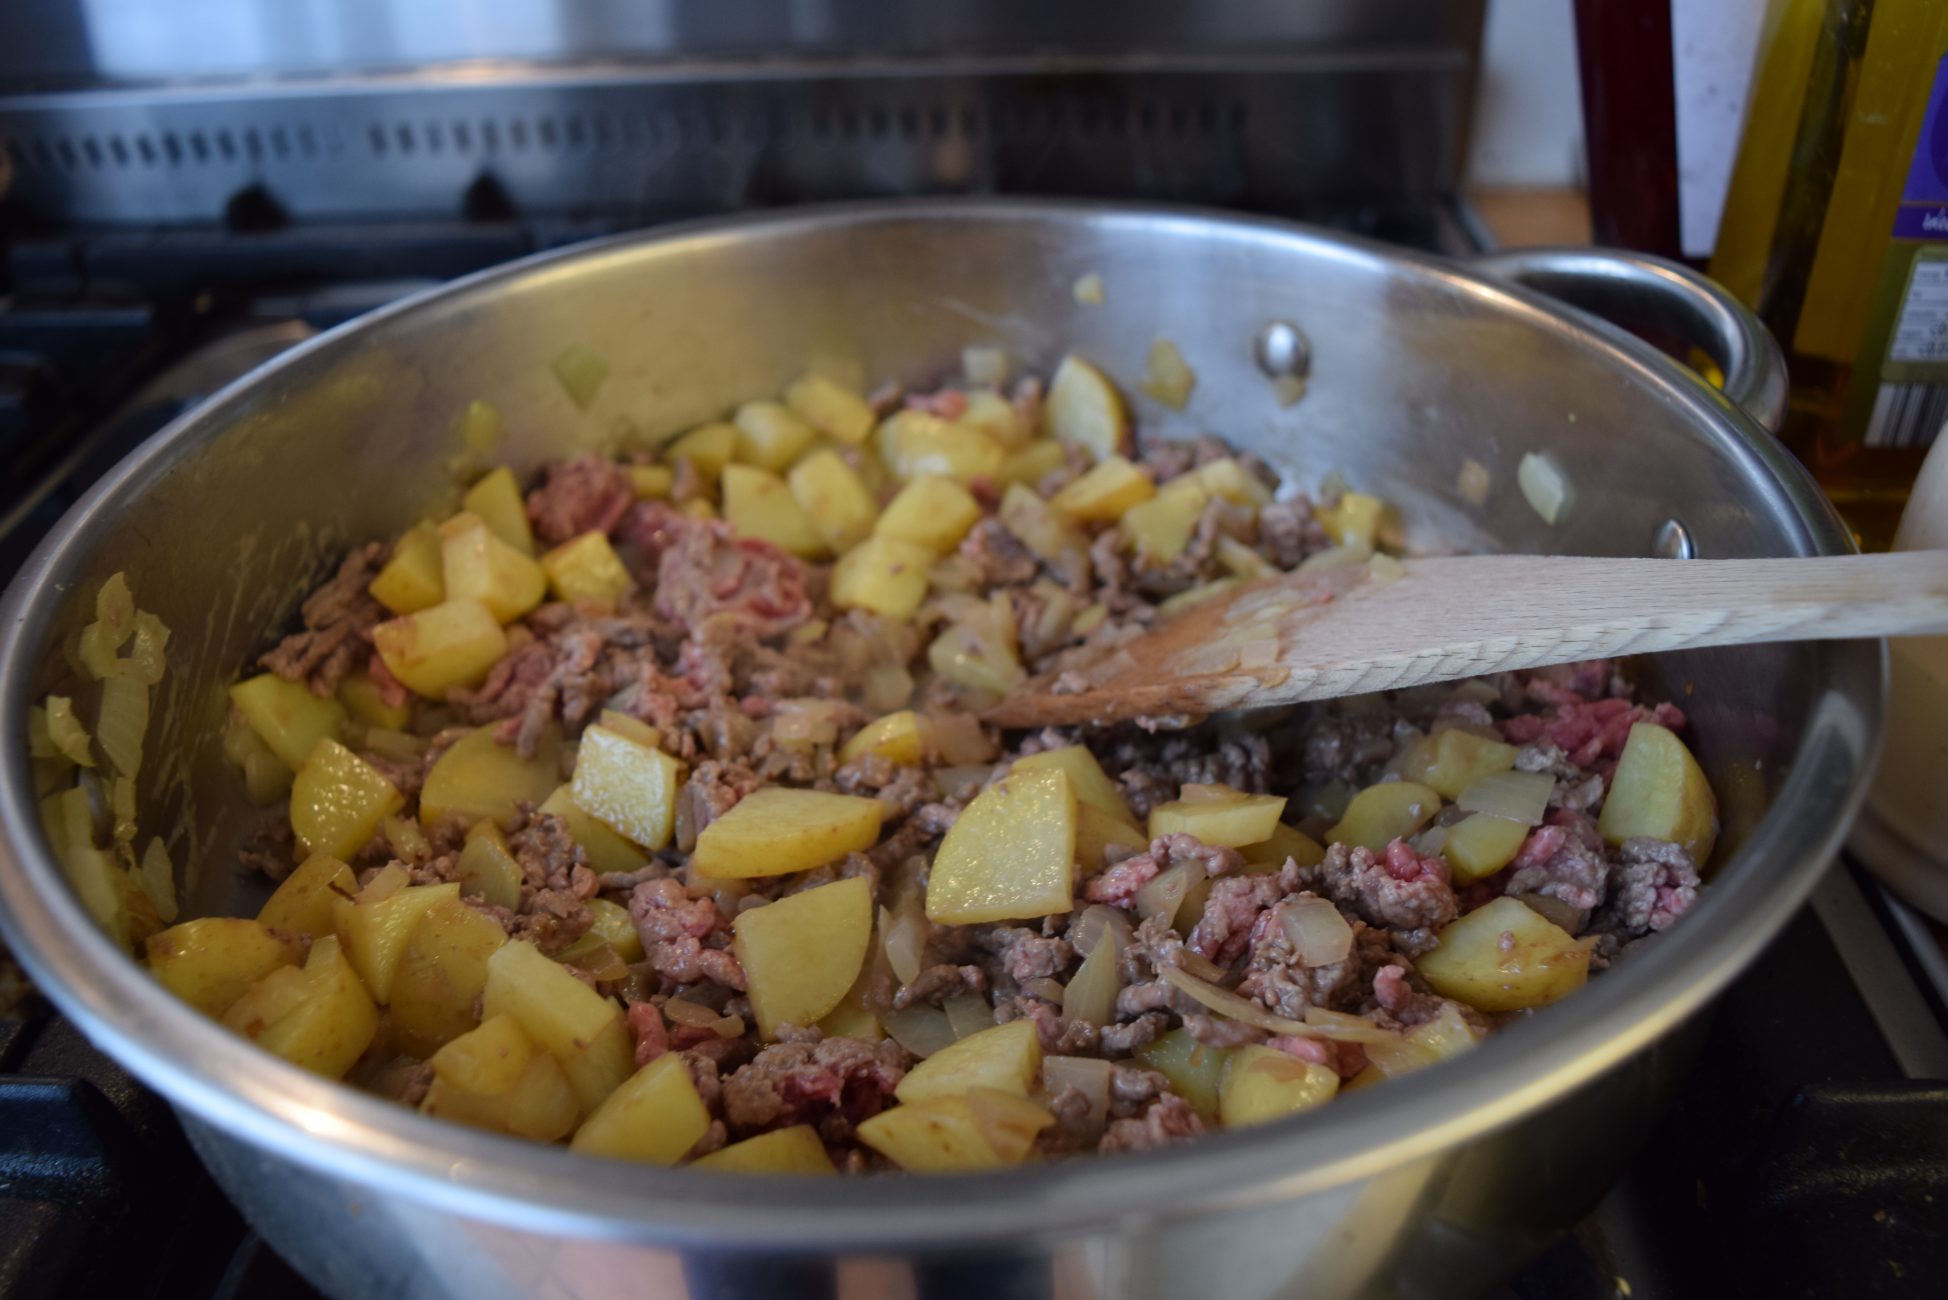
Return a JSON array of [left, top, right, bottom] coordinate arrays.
[[1061, 935, 1122, 1027], [1042, 1055, 1112, 1135], [1280, 897, 1354, 968], [1069, 903, 1134, 960], [945, 995, 996, 1040], [1457, 771, 1554, 826], [1160, 965, 1314, 1036], [1302, 1006, 1403, 1045], [883, 1003, 958, 1059]]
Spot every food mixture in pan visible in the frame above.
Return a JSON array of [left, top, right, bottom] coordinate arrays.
[[32, 350, 1717, 1174]]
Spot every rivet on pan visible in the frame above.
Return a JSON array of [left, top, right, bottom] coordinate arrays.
[[1254, 321, 1310, 380], [1652, 518, 1695, 560]]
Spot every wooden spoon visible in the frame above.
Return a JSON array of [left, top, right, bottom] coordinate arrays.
[[983, 549, 1948, 729]]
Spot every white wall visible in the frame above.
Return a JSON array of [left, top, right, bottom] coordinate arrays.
[[1466, 0, 1585, 189]]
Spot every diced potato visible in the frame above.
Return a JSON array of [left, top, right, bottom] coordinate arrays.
[[875, 475, 982, 553], [371, 599, 508, 699], [692, 787, 883, 879], [1326, 781, 1442, 852], [730, 400, 817, 472], [838, 710, 934, 766], [734, 875, 873, 1038], [692, 1125, 837, 1174], [1122, 477, 1209, 563], [831, 536, 935, 621], [332, 875, 462, 1004], [817, 993, 883, 1043], [957, 390, 1031, 449], [430, 1012, 536, 1095], [1596, 723, 1718, 865], [1317, 492, 1386, 549], [539, 531, 633, 606], [539, 784, 649, 875], [452, 821, 524, 910], [257, 853, 357, 938], [482, 941, 633, 1111], [925, 593, 1024, 696], [1419, 896, 1593, 1012], [462, 466, 536, 556], [369, 522, 446, 615], [420, 1076, 515, 1133], [338, 670, 412, 731], [1133, 1028, 1230, 1122], [290, 738, 403, 860], [926, 767, 1075, 924], [1011, 744, 1131, 822], [455, 397, 502, 454], [570, 724, 683, 852], [419, 723, 564, 832], [1042, 355, 1128, 462], [876, 410, 1006, 483], [552, 342, 608, 408], [1075, 803, 1148, 874], [722, 462, 828, 558], [1149, 792, 1288, 847], [1218, 1045, 1339, 1128], [229, 672, 347, 771], [666, 421, 738, 487], [1139, 339, 1196, 410], [998, 483, 1088, 576], [146, 917, 303, 1018], [389, 896, 509, 1056], [895, 1019, 1040, 1105], [440, 512, 546, 624], [1239, 822, 1326, 870], [998, 438, 1069, 487], [221, 935, 378, 1080], [1050, 455, 1155, 522], [628, 464, 674, 499], [783, 372, 875, 446], [1192, 457, 1273, 510], [1395, 730, 1519, 799], [507, 1051, 581, 1142], [556, 896, 646, 965], [570, 1052, 713, 1165], [857, 1088, 1055, 1172], [1444, 813, 1530, 883], [787, 449, 879, 553]]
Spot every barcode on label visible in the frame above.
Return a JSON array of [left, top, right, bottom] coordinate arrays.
[[1863, 382, 1948, 449]]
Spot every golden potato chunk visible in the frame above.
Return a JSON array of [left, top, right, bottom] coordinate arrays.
[[831, 536, 935, 621], [734, 875, 873, 1038], [666, 421, 737, 487], [788, 448, 879, 554], [1011, 744, 1130, 822], [221, 935, 378, 1080], [733, 400, 819, 472], [146, 917, 303, 1018], [628, 464, 674, 499], [997, 438, 1068, 487], [257, 853, 357, 938], [1133, 1028, 1230, 1121], [784, 371, 875, 446], [539, 783, 649, 876], [371, 599, 508, 699], [430, 1011, 536, 1095], [1042, 355, 1128, 462], [419, 723, 564, 832], [389, 896, 509, 1056], [691, 1125, 837, 1174], [290, 738, 403, 860], [874, 475, 983, 553], [332, 873, 462, 1004], [895, 1019, 1040, 1105], [925, 593, 1025, 696], [1149, 791, 1288, 847], [1326, 781, 1442, 852], [368, 522, 446, 615], [1395, 729, 1519, 799], [229, 672, 346, 770], [926, 767, 1075, 924], [1596, 722, 1718, 865], [1239, 822, 1326, 871], [569, 1052, 713, 1165], [837, 709, 934, 767], [691, 787, 883, 879], [1074, 803, 1147, 874], [570, 723, 681, 852], [483, 942, 634, 1113], [722, 462, 828, 559], [539, 531, 633, 606], [1050, 454, 1155, 522], [1419, 896, 1593, 1012], [440, 511, 546, 624], [857, 1088, 1055, 1173], [1218, 1045, 1339, 1128], [1122, 477, 1209, 563], [1192, 457, 1272, 509], [1444, 813, 1529, 883], [337, 670, 411, 731], [462, 466, 536, 556], [451, 821, 523, 909]]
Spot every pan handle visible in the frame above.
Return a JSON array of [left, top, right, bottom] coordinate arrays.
[[1470, 246, 1789, 434]]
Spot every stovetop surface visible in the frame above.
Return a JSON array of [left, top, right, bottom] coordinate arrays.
[[1, 200, 1945, 1300]]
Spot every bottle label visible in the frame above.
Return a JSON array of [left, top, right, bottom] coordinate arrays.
[[1861, 54, 1948, 449]]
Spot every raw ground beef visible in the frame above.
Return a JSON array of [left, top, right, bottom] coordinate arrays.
[[218, 381, 1715, 1172]]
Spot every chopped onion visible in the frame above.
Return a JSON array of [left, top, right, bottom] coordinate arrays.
[[1297, 780, 1355, 822], [1022, 977, 1067, 1005], [94, 572, 134, 641], [1280, 897, 1354, 968], [1411, 824, 1450, 857], [663, 997, 719, 1027], [139, 837, 178, 924], [933, 764, 996, 803], [1366, 553, 1405, 586], [109, 776, 137, 848], [1042, 1055, 1112, 1134], [1160, 965, 1315, 1036], [962, 344, 1011, 387], [929, 711, 996, 765], [362, 728, 426, 763], [1061, 936, 1121, 1026], [1517, 451, 1567, 525], [94, 677, 145, 777], [883, 1003, 958, 1059], [1456, 771, 1554, 826], [1072, 271, 1106, 305], [384, 814, 432, 861], [122, 612, 170, 685], [43, 696, 93, 768], [946, 994, 997, 1039], [1517, 892, 1587, 934], [711, 1013, 746, 1039], [1271, 375, 1308, 408], [1455, 458, 1492, 507], [880, 894, 927, 988], [1302, 1006, 1405, 1045], [770, 699, 845, 749], [1178, 949, 1228, 982], [569, 943, 631, 984], [1296, 543, 1373, 573], [1139, 339, 1196, 410], [1069, 903, 1134, 960], [861, 663, 915, 714], [1135, 861, 1198, 925]]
